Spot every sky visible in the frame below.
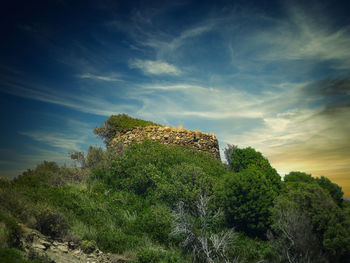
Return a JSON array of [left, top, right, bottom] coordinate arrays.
[[1, 0, 350, 196]]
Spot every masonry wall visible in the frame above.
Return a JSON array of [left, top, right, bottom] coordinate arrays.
[[109, 126, 220, 159]]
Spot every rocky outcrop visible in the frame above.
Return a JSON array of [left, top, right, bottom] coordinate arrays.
[[20, 224, 130, 263], [109, 126, 220, 159]]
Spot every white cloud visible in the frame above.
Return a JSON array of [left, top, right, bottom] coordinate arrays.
[[129, 59, 181, 75], [1, 81, 137, 116], [249, 4, 350, 69], [77, 73, 123, 82], [19, 131, 84, 151]]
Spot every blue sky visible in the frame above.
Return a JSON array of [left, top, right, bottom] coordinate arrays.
[[1, 0, 350, 195]]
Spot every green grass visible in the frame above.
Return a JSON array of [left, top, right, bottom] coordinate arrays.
[[0, 249, 44, 263]]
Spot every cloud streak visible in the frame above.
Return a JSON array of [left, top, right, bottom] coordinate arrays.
[[129, 59, 181, 75], [77, 73, 123, 82]]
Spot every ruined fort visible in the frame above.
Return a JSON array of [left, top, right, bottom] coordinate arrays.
[[109, 125, 220, 159]]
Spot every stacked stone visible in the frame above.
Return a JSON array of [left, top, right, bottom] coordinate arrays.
[[110, 126, 220, 159], [19, 224, 128, 263]]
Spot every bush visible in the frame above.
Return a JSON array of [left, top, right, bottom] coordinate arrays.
[[227, 147, 273, 173], [136, 248, 187, 263], [94, 114, 162, 144], [0, 249, 44, 263], [0, 210, 22, 248], [137, 205, 172, 244], [271, 183, 350, 262], [215, 168, 281, 238], [33, 205, 68, 239], [137, 248, 163, 263], [228, 233, 274, 263], [110, 140, 226, 206], [81, 240, 96, 253]]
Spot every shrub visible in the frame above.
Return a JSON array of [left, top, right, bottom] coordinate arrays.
[[0, 248, 44, 263], [137, 205, 172, 244], [136, 248, 187, 263], [137, 248, 163, 263], [215, 168, 281, 238], [33, 205, 68, 239], [81, 240, 96, 253], [110, 140, 226, 206], [227, 146, 273, 173], [0, 210, 22, 248], [94, 114, 162, 144]]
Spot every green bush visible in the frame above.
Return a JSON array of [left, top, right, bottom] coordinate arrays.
[[136, 248, 187, 263], [94, 114, 162, 144], [137, 205, 172, 244], [81, 240, 96, 253], [271, 183, 350, 262], [228, 147, 273, 173], [0, 210, 22, 248], [110, 140, 225, 207], [228, 233, 273, 263], [33, 205, 68, 239], [0, 249, 44, 263], [215, 168, 281, 237]]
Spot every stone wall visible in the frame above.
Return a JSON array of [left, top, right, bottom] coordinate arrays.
[[109, 126, 220, 159]]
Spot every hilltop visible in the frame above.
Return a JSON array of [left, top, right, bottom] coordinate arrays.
[[0, 114, 349, 263]]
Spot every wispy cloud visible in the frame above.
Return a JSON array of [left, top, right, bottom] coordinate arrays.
[[248, 4, 350, 69], [77, 73, 123, 82], [129, 59, 181, 75], [0, 80, 137, 116], [19, 131, 85, 151]]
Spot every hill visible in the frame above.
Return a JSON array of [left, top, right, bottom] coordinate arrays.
[[1, 115, 349, 263]]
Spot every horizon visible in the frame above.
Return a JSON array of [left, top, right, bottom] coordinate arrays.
[[0, 0, 350, 196]]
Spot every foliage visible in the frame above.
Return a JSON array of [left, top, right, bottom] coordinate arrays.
[[284, 171, 344, 206], [109, 140, 226, 206], [0, 210, 22, 248], [81, 240, 96, 253], [136, 248, 188, 263], [215, 168, 281, 238], [315, 176, 344, 206], [1, 114, 349, 262], [269, 194, 327, 263], [284, 171, 314, 184], [93, 114, 162, 144], [271, 182, 350, 262], [0, 249, 45, 263], [227, 146, 273, 173], [137, 204, 172, 244], [228, 233, 273, 263], [33, 205, 69, 239]]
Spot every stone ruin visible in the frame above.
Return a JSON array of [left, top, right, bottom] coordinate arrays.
[[109, 125, 220, 159]]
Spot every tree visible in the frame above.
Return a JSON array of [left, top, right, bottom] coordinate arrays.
[[284, 171, 314, 184], [227, 146, 273, 173], [315, 176, 344, 207], [215, 168, 281, 238], [284, 172, 344, 207], [224, 144, 237, 169], [171, 195, 238, 263], [268, 195, 327, 263], [271, 182, 350, 262]]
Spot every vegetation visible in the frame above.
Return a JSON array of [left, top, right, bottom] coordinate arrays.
[[93, 113, 162, 144], [1, 114, 349, 263]]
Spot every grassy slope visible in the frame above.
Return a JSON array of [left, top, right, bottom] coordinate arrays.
[[0, 141, 270, 263]]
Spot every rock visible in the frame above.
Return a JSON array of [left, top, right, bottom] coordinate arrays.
[[109, 126, 220, 159], [57, 245, 68, 253], [32, 243, 46, 250]]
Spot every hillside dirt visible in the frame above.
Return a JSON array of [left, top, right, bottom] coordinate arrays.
[[19, 224, 131, 263]]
